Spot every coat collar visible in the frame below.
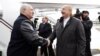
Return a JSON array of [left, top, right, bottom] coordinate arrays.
[[59, 16, 73, 37], [59, 16, 73, 28], [20, 14, 35, 28], [20, 14, 29, 20]]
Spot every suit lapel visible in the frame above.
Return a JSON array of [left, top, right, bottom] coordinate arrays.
[[60, 22, 64, 29], [60, 17, 73, 37]]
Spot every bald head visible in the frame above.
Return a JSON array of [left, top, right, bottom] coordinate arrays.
[[61, 5, 72, 18], [20, 4, 34, 19]]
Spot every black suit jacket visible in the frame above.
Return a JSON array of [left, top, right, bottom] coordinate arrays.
[[49, 17, 86, 56], [38, 23, 52, 38], [7, 14, 48, 56]]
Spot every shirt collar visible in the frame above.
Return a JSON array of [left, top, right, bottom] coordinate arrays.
[[63, 17, 70, 22]]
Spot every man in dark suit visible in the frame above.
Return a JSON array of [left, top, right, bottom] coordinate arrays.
[[7, 4, 50, 56], [82, 11, 93, 56], [48, 5, 86, 56], [38, 17, 55, 56]]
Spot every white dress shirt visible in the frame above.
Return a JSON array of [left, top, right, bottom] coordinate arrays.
[[63, 17, 70, 27]]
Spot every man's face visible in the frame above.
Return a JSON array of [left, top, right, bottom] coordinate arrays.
[[83, 13, 89, 17], [42, 18, 48, 23], [61, 7, 71, 18], [24, 6, 34, 19]]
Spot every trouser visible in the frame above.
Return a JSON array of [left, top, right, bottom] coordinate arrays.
[[41, 44, 55, 56], [0, 51, 2, 56], [85, 41, 92, 56], [48, 44, 55, 56], [34, 47, 38, 56]]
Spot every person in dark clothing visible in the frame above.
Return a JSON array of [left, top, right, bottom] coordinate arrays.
[[73, 8, 82, 20], [82, 11, 93, 56], [7, 4, 50, 56], [98, 15, 100, 22], [48, 5, 86, 56], [34, 18, 38, 28], [38, 17, 55, 56]]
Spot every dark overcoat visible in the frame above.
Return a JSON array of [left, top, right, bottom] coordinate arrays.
[[49, 17, 86, 56], [82, 20, 93, 42], [7, 14, 47, 56]]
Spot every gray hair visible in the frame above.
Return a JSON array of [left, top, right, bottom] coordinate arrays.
[[61, 5, 72, 12], [20, 4, 33, 14], [61, 5, 73, 16]]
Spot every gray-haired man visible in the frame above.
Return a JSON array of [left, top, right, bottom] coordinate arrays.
[[7, 4, 50, 56]]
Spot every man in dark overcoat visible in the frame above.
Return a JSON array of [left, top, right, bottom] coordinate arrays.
[[49, 5, 86, 56], [7, 4, 49, 56]]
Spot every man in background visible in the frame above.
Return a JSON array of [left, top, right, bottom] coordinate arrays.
[[98, 15, 100, 22], [38, 17, 55, 56], [82, 11, 93, 56]]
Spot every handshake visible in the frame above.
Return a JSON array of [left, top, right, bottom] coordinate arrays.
[[43, 38, 51, 47], [45, 38, 51, 46], [38, 37, 51, 47]]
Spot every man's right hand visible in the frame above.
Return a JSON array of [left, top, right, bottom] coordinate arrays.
[[40, 38, 51, 47], [46, 38, 50, 46]]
